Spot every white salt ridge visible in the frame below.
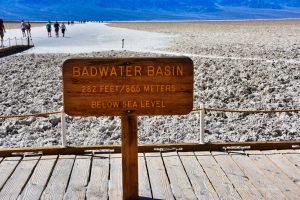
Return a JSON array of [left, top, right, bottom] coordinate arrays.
[[4, 23, 171, 53]]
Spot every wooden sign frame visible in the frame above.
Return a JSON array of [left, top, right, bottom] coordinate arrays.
[[63, 57, 193, 116], [62, 57, 194, 199]]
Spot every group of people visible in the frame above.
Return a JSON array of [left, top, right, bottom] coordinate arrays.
[[0, 19, 70, 48], [0, 19, 6, 47], [46, 21, 67, 37], [20, 20, 31, 37]]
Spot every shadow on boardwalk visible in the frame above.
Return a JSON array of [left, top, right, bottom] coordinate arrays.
[[0, 45, 33, 58]]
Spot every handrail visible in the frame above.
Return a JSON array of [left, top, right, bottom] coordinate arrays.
[[1, 106, 300, 119], [0, 36, 33, 48]]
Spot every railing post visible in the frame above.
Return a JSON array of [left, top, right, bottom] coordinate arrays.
[[27, 37, 30, 47], [8, 38, 11, 47], [122, 39, 125, 48], [15, 37, 17, 46], [61, 110, 67, 147], [199, 103, 205, 144]]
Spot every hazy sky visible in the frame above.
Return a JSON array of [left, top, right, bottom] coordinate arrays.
[[1, 0, 300, 20]]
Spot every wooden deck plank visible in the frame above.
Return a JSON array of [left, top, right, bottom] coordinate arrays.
[[178, 152, 219, 200], [278, 149, 300, 169], [18, 155, 58, 200], [229, 151, 287, 200], [264, 150, 300, 186], [0, 156, 40, 200], [86, 153, 110, 200], [109, 153, 122, 200], [41, 155, 76, 200], [212, 151, 263, 200], [138, 153, 152, 199], [0, 156, 22, 190], [64, 155, 92, 200], [162, 151, 197, 199], [195, 151, 242, 200], [246, 150, 300, 200], [145, 152, 174, 200]]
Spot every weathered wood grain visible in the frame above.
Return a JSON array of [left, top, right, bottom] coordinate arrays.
[[109, 153, 122, 200], [179, 152, 219, 200], [1, 141, 300, 157], [18, 155, 58, 200], [195, 151, 242, 200], [121, 115, 138, 200], [138, 153, 152, 199], [212, 151, 263, 200], [246, 150, 300, 200], [0, 156, 21, 190], [265, 150, 300, 186], [63, 57, 194, 116], [0, 156, 40, 200], [64, 155, 92, 200], [41, 155, 75, 200], [145, 152, 174, 200], [86, 153, 110, 200], [162, 151, 197, 199], [229, 150, 287, 199], [279, 149, 300, 168]]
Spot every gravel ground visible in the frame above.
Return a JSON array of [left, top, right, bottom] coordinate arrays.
[[1, 20, 300, 147]]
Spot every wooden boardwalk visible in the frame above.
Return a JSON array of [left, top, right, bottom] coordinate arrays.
[[0, 149, 299, 200]]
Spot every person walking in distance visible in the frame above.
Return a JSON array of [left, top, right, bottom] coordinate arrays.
[[0, 19, 6, 47], [46, 21, 52, 37], [26, 21, 31, 37], [54, 21, 60, 37], [61, 22, 66, 37], [21, 20, 27, 37]]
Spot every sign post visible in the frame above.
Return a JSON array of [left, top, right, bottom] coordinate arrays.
[[63, 57, 193, 200], [121, 115, 138, 199]]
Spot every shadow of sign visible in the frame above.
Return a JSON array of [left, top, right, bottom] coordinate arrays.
[[0, 45, 34, 58]]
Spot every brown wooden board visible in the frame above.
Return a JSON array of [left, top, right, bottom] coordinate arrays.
[[145, 152, 174, 200], [18, 155, 58, 200], [0, 156, 40, 200], [178, 152, 219, 200], [109, 154, 123, 200], [264, 150, 300, 186], [162, 151, 197, 199], [63, 57, 194, 116], [229, 150, 287, 199], [0, 156, 22, 190], [41, 155, 76, 200], [195, 151, 242, 200], [121, 115, 138, 200], [64, 155, 92, 200], [246, 150, 300, 199], [1, 141, 300, 157], [279, 149, 300, 168], [86, 153, 110, 200], [211, 151, 263, 200], [138, 153, 152, 199]]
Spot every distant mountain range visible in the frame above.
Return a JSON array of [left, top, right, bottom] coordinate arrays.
[[1, 0, 300, 21]]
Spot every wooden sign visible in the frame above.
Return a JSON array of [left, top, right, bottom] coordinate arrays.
[[63, 57, 194, 200], [63, 57, 194, 116]]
